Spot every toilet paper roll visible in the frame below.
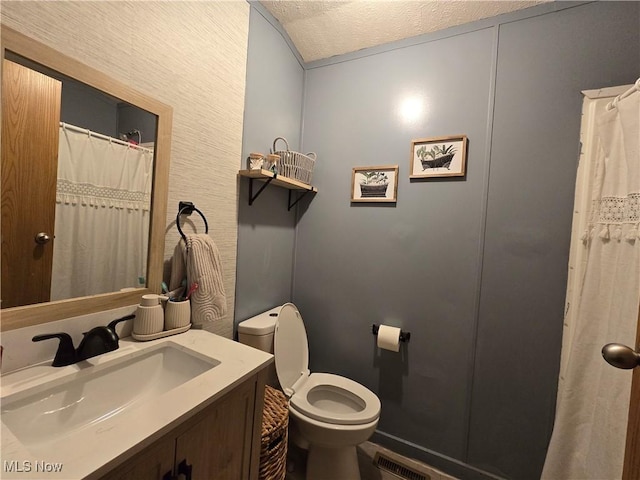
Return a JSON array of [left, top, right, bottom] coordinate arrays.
[[377, 325, 401, 352]]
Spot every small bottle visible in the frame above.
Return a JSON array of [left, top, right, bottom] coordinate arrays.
[[133, 294, 168, 336]]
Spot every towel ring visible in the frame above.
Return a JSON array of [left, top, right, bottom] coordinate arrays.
[[176, 201, 208, 243]]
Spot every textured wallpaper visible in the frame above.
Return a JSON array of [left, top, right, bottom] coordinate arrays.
[[2, 1, 250, 338]]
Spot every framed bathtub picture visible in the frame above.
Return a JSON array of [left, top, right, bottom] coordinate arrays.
[[410, 135, 468, 178], [351, 165, 398, 203]]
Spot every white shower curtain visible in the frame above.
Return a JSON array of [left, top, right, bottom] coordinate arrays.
[[50, 124, 153, 301], [542, 83, 640, 479]]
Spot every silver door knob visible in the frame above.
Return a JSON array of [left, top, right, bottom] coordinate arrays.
[[34, 232, 51, 245], [602, 343, 640, 369]]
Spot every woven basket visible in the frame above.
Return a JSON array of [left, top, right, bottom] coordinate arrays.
[[272, 137, 317, 185], [259, 386, 289, 480]]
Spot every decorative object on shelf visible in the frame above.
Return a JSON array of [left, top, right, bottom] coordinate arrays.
[[351, 165, 399, 203], [272, 137, 317, 185], [249, 153, 265, 170], [410, 135, 468, 179], [264, 154, 280, 173]]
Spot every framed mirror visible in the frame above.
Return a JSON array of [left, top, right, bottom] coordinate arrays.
[[1, 27, 172, 331]]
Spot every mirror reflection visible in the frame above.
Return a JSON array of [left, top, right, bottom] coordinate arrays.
[[1, 53, 157, 309]]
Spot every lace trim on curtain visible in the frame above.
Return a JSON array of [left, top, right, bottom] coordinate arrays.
[[582, 192, 640, 242], [56, 179, 151, 211]]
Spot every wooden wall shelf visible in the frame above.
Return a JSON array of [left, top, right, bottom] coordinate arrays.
[[238, 169, 318, 210]]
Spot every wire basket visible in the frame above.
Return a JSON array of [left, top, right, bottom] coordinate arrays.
[[272, 137, 317, 185], [259, 385, 289, 480]]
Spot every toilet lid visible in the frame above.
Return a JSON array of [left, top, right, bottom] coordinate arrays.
[[274, 303, 310, 397]]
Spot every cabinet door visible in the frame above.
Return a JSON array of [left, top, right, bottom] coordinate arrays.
[[175, 380, 256, 480], [99, 435, 175, 480]]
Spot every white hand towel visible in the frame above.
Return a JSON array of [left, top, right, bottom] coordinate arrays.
[[169, 240, 187, 294], [184, 233, 227, 324]]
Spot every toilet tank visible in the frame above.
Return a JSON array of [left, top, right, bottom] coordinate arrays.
[[237, 305, 281, 353], [237, 306, 282, 386]]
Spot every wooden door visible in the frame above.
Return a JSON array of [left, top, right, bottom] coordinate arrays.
[[622, 304, 640, 480], [175, 379, 256, 479], [1, 59, 61, 308]]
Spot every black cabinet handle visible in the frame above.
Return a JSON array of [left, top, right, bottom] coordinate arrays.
[[177, 459, 192, 480], [162, 470, 175, 480]]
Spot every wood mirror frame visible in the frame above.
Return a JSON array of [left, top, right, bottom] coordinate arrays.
[[1, 27, 171, 332]]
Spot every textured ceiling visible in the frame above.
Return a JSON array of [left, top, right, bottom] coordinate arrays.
[[260, 1, 548, 62]]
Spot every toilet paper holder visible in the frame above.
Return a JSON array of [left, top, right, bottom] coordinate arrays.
[[371, 324, 411, 343]]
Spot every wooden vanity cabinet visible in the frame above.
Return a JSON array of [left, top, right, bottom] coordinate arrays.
[[100, 436, 175, 480], [99, 371, 266, 480]]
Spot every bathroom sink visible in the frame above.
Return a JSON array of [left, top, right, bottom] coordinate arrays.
[[1, 343, 219, 447]]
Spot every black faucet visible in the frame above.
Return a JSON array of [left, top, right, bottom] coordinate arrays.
[[101, 314, 134, 342], [32, 332, 77, 367], [32, 314, 134, 367]]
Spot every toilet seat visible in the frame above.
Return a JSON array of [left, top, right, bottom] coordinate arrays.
[[274, 303, 380, 426], [290, 372, 380, 425]]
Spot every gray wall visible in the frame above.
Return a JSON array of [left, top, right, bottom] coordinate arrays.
[[117, 104, 157, 145], [298, 25, 494, 467], [19, 57, 157, 143], [61, 81, 118, 137], [239, 1, 640, 479], [235, 4, 305, 326], [467, 3, 639, 477]]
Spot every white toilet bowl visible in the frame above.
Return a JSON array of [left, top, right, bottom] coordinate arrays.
[[290, 407, 378, 480], [238, 303, 381, 480]]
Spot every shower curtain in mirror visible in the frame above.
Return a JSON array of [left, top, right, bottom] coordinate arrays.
[[50, 124, 153, 301], [542, 85, 640, 479]]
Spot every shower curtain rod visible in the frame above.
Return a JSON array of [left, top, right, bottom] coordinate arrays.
[[60, 122, 154, 154], [606, 77, 640, 110]]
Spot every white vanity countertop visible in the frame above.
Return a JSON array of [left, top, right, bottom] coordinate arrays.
[[0, 330, 273, 479]]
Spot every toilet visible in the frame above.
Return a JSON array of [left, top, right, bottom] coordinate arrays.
[[238, 303, 381, 480]]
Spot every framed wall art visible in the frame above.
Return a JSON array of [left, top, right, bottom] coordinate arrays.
[[410, 135, 468, 178], [351, 165, 398, 203]]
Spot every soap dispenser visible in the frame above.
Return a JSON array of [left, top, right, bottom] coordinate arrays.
[[133, 294, 168, 336]]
